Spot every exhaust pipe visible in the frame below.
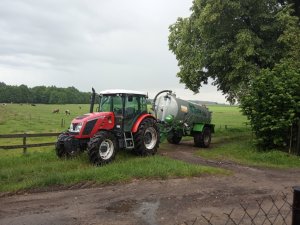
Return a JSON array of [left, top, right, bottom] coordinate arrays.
[[90, 88, 96, 113]]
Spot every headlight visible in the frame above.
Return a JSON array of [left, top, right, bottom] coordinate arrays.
[[74, 122, 83, 132], [69, 122, 83, 133]]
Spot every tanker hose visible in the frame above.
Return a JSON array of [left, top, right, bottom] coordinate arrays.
[[152, 90, 172, 119]]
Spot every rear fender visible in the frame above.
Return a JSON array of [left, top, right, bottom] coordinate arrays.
[[131, 114, 156, 133]]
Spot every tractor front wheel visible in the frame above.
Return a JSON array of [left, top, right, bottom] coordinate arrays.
[[55, 132, 77, 158], [134, 118, 159, 156], [88, 131, 118, 166]]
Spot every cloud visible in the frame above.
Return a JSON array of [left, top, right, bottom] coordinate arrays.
[[0, 0, 227, 103]]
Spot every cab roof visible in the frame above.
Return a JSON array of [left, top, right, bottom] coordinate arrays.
[[99, 89, 147, 96]]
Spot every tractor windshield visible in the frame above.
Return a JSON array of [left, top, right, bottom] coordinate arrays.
[[99, 95, 123, 115]]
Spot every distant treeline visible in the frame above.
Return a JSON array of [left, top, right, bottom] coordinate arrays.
[[0, 82, 91, 104]]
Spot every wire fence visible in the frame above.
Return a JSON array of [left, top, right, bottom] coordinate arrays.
[[179, 192, 294, 225]]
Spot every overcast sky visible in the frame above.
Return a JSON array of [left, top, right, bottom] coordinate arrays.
[[0, 0, 227, 103]]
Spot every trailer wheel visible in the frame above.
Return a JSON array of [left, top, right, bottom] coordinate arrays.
[[134, 118, 159, 156], [88, 131, 118, 166], [167, 132, 182, 144], [194, 127, 211, 148]]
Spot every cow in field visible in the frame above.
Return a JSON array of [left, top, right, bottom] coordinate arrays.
[[52, 109, 59, 113], [65, 110, 70, 115]]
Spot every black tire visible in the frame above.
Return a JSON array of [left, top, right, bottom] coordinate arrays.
[[133, 118, 159, 156], [194, 127, 211, 148], [55, 133, 70, 158], [167, 132, 182, 144], [87, 131, 118, 166]]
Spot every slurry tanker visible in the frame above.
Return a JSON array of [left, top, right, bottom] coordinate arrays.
[[55, 89, 214, 166], [153, 90, 214, 147]]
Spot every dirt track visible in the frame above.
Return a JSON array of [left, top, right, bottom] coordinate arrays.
[[1, 140, 299, 225]]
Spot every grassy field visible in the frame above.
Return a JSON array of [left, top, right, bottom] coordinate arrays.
[[1, 103, 299, 193], [199, 105, 300, 168], [0, 103, 225, 193]]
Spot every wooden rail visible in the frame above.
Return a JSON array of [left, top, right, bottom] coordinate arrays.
[[0, 133, 61, 153]]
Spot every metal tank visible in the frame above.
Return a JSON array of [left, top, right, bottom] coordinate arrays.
[[154, 91, 211, 125], [153, 90, 214, 148]]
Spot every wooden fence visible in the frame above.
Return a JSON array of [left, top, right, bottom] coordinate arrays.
[[0, 133, 60, 154]]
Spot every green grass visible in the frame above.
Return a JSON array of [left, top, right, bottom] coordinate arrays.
[[0, 104, 226, 193], [197, 132, 300, 168], [196, 105, 300, 168], [208, 105, 249, 130], [1, 103, 299, 193], [0, 149, 225, 192], [0, 104, 89, 134]]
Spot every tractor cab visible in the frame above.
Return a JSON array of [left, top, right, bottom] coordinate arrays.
[[98, 89, 148, 132]]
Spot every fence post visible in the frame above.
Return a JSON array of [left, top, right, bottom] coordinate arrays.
[[292, 186, 300, 225], [23, 133, 27, 154], [61, 118, 65, 128]]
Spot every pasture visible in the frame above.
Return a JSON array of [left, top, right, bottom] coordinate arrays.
[[0, 103, 299, 193], [0, 103, 225, 192]]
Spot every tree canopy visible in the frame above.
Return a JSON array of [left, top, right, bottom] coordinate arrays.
[[0, 83, 91, 104], [169, 0, 300, 149], [168, 0, 299, 103], [240, 10, 300, 149]]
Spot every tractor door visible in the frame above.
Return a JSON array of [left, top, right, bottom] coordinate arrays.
[[100, 95, 124, 129], [123, 95, 147, 131]]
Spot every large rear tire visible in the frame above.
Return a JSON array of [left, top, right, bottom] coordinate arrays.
[[194, 127, 211, 148], [134, 118, 159, 156], [88, 131, 118, 166]]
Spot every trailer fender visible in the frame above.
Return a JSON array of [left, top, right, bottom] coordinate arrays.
[[193, 124, 215, 133], [193, 124, 204, 132]]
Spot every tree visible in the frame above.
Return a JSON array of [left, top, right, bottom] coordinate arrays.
[[240, 8, 300, 149], [168, 0, 298, 103], [0, 83, 91, 104]]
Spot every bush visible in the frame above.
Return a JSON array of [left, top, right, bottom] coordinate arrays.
[[240, 62, 300, 149]]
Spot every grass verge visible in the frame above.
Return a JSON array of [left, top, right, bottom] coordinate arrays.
[[0, 149, 226, 193], [197, 131, 300, 169]]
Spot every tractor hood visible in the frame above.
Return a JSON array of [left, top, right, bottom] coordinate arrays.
[[68, 112, 115, 137]]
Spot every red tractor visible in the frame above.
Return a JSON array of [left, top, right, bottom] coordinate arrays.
[[56, 89, 159, 165]]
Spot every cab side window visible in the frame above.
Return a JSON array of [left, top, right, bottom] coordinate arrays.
[[125, 95, 138, 118], [112, 96, 123, 116]]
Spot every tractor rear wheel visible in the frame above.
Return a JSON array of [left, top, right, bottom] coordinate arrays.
[[167, 131, 182, 144], [134, 118, 159, 156], [88, 131, 118, 166], [194, 127, 211, 148]]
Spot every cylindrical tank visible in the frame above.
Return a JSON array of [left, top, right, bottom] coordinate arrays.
[[155, 92, 211, 125]]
